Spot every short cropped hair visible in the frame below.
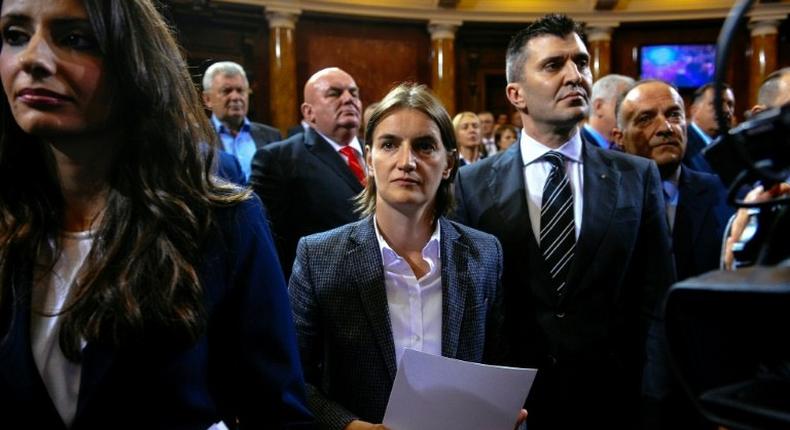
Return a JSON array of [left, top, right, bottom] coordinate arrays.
[[506, 14, 584, 83], [202, 61, 248, 92], [590, 74, 635, 117], [757, 67, 790, 107], [356, 83, 459, 218], [691, 82, 733, 105]]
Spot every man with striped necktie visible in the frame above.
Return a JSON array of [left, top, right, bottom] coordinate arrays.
[[453, 14, 675, 429]]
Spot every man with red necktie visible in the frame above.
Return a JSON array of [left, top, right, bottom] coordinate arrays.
[[251, 67, 367, 279]]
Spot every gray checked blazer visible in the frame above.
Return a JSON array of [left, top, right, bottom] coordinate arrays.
[[288, 216, 505, 430]]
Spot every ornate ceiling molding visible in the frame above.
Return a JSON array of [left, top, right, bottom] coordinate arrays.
[[227, 0, 790, 25]]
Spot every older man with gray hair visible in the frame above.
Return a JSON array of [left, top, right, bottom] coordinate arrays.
[[202, 61, 281, 181], [581, 74, 635, 149]]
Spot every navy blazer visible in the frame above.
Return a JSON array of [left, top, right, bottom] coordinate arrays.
[[682, 124, 715, 175], [673, 166, 732, 281], [0, 197, 312, 429], [288, 217, 504, 430], [250, 127, 364, 280], [453, 135, 675, 428], [249, 121, 283, 149], [216, 149, 246, 185]]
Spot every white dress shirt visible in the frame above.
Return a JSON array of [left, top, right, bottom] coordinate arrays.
[[315, 129, 366, 170], [520, 128, 584, 243], [482, 136, 497, 156], [374, 217, 442, 367], [690, 121, 713, 146], [31, 231, 92, 428]]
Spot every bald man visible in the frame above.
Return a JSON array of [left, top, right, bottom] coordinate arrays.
[[613, 80, 730, 282], [752, 67, 790, 114], [250, 67, 365, 278]]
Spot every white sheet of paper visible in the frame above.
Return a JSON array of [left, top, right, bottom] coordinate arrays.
[[382, 349, 537, 430]]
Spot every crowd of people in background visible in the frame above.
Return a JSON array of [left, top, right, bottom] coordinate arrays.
[[1, 0, 789, 429]]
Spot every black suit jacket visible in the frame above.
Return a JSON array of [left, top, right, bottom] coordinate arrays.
[[682, 124, 715, 175], [249, 121, 283, 148], [289, 217, 504, 430], [287, 124, 308, 138], [452, 134, 675, 429], [673, 166, 732, 281], [250, 128, 364, 279], [216, 150, 246, 185]]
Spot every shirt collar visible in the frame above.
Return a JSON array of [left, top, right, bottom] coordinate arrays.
[[373, 215, 441, 267], [583, 123, 610, 149], [689, 121, 712, 146], [520, 127, 583, 167], [211, 114, 250, 134], [314, 128, 364, 157], [662, 167, 681, 204]]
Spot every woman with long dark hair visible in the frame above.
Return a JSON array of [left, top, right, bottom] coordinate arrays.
[[0, 0, 311, 428]]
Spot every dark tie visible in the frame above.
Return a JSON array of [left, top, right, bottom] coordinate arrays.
[[539, 151, 576, 295], [339, 146, 366, 186]]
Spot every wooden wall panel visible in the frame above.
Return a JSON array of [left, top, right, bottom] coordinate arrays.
[[295, 15, 431, 112], [162, 2, 271, 124], [164, 2, 778, 125], [456, 23, 522, 117]]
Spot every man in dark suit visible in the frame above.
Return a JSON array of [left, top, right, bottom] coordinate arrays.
[[613, 80, 732, 429], [452, 15, 675, 429], [287, 120, 310, 137], [203, 61, 282, 182], [613, 80, 731, 282], [683, 83, 735, 175], [250, 67, 366, 279]]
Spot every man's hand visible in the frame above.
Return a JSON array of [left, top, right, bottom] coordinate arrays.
[[723, 183, 790, 270]]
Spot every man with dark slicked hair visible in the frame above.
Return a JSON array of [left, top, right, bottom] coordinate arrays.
[[454, 14, 675, 429]]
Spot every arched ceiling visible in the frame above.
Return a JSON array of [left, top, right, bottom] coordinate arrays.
[[229, 0, 790, 25]]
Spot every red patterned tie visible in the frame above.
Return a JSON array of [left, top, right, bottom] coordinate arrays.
[[339, 146, 366, 186]]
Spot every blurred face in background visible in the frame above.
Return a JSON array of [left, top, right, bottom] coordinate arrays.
[[203, 73, 249, 128], [478, 112, 494, 138], [691, 86, 734, 138], [454, 113, 481, 149], [497, 127, 518, 150]]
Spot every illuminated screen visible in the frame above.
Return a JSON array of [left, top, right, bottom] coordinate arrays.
[[639, 44, 716, 88]]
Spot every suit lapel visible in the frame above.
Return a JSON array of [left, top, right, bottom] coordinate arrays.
[[0, 267, 67, 428], [438, 219, 468, 359], [490, 143, 533, 243], [564, 142, 619, 299], [305, 129, 364, 193], [350, 218, 398, 380], [249, 123, 268, 150], [674, 167, 711, 253]]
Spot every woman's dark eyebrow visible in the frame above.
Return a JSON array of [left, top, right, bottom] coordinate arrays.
[[0, 13, 31, 26], [0, 14, 91, 27]]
